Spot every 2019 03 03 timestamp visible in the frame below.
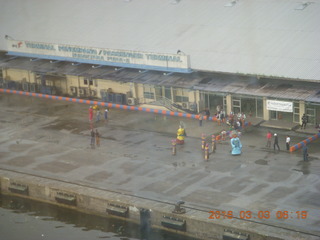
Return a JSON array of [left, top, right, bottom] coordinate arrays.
[[208, 210, 308, 220]]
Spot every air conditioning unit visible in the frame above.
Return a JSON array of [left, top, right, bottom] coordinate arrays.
[[90, 90, 97, 96], [127, 97, 137, 106], [79, 88, 86, 95], [189, 102, 197, 111], [70, 87, 77, 94], [181, 102, 189, 109]]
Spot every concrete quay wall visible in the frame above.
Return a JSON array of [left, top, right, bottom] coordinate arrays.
[[0, 170, 316, 240]]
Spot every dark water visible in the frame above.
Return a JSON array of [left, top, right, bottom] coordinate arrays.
[[0, 194, 196, 240]]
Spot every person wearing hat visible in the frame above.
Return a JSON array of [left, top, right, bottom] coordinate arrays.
[[273, 133, 280, 150]]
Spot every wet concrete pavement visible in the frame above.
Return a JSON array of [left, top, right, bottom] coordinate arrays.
[[0, 93, 320, 238]]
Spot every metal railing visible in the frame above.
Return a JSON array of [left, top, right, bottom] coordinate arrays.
[[139, 96, 185, 112]]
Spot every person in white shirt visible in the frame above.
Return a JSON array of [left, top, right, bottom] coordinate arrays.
[[286, 135, 291, 151]]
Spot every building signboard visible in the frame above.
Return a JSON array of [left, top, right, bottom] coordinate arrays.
[[266, 100, 293, 112], [7, 39, 191, 73]]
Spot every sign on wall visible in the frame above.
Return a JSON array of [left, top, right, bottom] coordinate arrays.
[[7, 39, 191, 72], [266, 100, 293, 112]]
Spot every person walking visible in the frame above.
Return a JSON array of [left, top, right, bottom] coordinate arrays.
[[198, 112, 203, 127], [303, 145, 308, 161], [95, 129, 100, 147], [273, 133, 280, 150], [301, 114, 308, 129], [266, 131, 272, 148], [90, 129, 95, 149], [286, 135, 291, 151]]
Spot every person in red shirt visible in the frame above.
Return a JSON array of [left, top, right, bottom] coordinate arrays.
[[266, 131, 272, 148], [89, 106, 93, 122]]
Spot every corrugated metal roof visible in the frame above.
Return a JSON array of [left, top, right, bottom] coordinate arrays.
[[1, 56, 319, 102], [0, 0, 319, 81]]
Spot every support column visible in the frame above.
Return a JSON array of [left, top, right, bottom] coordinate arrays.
[[130, 82, 137, 99], [195, 90, 200, 113], [263, 97, 269, 121], [2, 68, 8, 80], [299, 101, 305, 124], [226, 94, 232, 114]]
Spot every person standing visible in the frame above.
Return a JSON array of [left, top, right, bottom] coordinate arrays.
[[198, 112, 203, 127], [301, 114, 308, 129], [286, 135, 291, 151], [303, 145, 308, 161], [95, 129, 100, 147], [104, 108, 109, 123], [90, 129, 95, 149], [205, 108, 210, 121], [266, 131, 272, 148], [89, 106, 93, 122], [96, 109, 101, 122], [273, 133, 280, 150]]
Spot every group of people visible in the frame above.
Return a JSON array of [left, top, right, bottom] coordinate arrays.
[[89, 105, 109, 123], [266, 131, 291, 151], [198, 108, 211, 127], [88, 105, 109, 149], [198, 106, 247, 132], [226, 112, 246, 130], [266, 131, 309, 161]]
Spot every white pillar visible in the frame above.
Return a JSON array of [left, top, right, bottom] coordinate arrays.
[[226, 94, 232, 114], [263, 97, 269, 121], [299, 101, 305, 124]]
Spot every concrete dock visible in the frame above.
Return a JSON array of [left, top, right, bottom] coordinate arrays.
[[0, 93, 319, 240]]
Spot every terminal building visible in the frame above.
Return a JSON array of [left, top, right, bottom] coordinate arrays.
[[0, 0, 319, 127]]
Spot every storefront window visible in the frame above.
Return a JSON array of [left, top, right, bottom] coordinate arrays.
[[305, 104, 319, 125], [143, 85, 155, 99], [164, 87, 172, 100], [232, 98, 241, 114], [256, 99, 263, 118]]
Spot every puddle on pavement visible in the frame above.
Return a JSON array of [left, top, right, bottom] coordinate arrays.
[[255, 159, 268, 165], [292, 168, 310, 175], [293, 161, 311, 175]]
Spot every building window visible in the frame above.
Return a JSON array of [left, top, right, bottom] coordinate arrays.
[[84, 78, 94, 86], [175, 96, 189, 102], [143, 85, 155, 99], [174, 88, 189, 102]]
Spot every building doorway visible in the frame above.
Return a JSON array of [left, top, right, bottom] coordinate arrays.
[[232, 98, 241, 114], [201, 92, 224, 113], [306, 107, 316, 125]]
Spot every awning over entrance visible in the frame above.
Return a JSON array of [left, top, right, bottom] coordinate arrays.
[[1, 54, 320, 103]]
